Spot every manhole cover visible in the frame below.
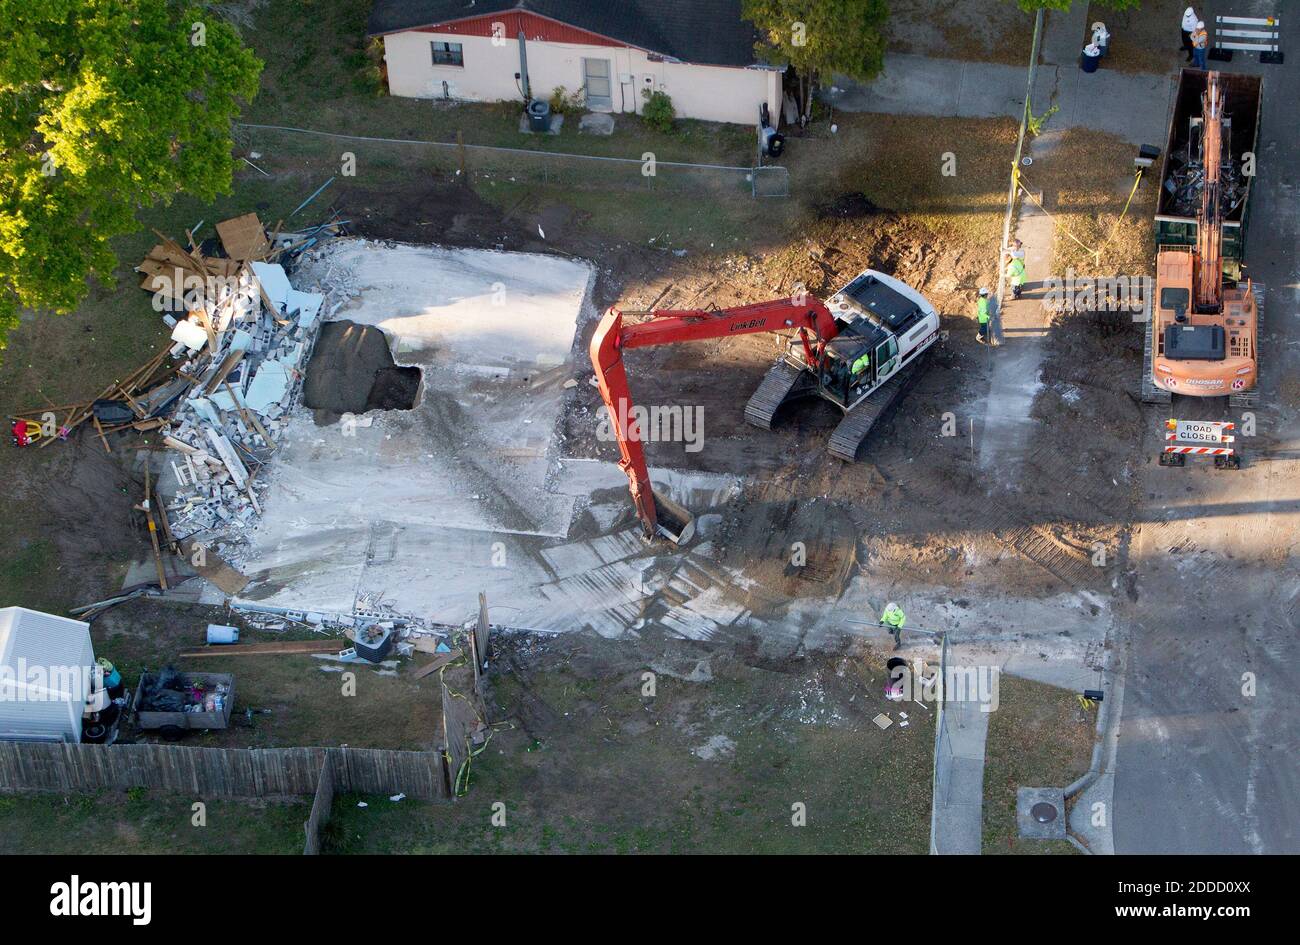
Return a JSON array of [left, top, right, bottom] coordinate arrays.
[[1031, 801, 1059, 823]]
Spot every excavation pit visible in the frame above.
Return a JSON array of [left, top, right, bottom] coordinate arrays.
[[302, 320, 422, 417]]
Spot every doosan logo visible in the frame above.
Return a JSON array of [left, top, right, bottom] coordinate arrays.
[[49, 876, 151, 926]]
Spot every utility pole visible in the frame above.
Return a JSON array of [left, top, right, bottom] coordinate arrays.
[[996, 9, 1045, 326]]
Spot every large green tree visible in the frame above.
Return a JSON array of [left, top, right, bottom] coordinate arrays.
[[0, 1, 262, 348], [743, 0, 889, 126]]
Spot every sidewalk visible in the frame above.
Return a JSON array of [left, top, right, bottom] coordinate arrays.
[[827, 42, 1173, 146], [932, 695, 991, 854], [926, 6, 1095, 856]]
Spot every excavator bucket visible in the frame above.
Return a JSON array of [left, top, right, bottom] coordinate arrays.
[[651, 489, 695, 545]]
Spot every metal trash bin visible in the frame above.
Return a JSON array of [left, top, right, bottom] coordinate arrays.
[[1081, 43, 1101, 73], [527, 99, 551, 132]]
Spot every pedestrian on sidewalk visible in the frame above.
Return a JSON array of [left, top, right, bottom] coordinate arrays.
[[1181, 7, 1199, 63], [1007, 255, 1027, 300], [975, 287, 991, 344], [879, 601, 906, 650], [1191, 20, 1209, 69]]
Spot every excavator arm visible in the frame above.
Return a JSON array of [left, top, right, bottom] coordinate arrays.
[[1195, 72, 1225, 312], [589, 297, 838, 541]]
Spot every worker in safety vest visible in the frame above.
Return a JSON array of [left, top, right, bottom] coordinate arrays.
[[851, 351, 871, 379], [975, 287, 991, 344], [880, 601, 906, 650], [1191, 21, 1208, 69], [1007, 255, 1027, 300]]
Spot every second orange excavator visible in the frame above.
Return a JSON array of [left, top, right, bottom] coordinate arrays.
[[1148, 70, 1262, 406]]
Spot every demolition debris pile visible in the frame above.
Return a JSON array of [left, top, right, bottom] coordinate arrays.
[[1161, 153, 1250, 218], [144, 214, 350, 546], [11, 213, 349, 553]]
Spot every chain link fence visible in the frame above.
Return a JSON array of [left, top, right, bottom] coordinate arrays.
[[929, 631, 953, 854], [234, 123, 789, 200]]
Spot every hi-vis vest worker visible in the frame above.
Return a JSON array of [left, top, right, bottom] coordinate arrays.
[[880, 601, 906, 649], [852, 352, 871, 376]]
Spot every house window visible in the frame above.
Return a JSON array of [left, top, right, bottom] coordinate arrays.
[[431, 41, 464, 67]]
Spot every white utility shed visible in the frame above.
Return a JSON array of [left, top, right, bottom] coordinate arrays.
[[0, 607, 95, 743]]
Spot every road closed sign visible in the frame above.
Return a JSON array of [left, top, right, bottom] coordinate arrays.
[[1174, 420, 1232, 443]]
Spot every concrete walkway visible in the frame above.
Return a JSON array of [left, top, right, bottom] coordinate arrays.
[[932, 694, 991, 854], [921, 6, 1106, 856]]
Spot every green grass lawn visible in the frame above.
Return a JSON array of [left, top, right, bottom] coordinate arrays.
[[0, 791, 309, 855], [320, 634, 935, 855], [982, 674, 1095, 854]]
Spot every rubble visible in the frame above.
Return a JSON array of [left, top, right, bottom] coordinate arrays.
[[13, 212, 349, 556], [154, 222, 334, 547]]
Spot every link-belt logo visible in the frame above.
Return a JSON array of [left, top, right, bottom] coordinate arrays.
[[50, 876, 152, 926], [729, 317, 766, 332]]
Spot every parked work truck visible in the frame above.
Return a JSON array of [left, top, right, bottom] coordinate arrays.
[[1145, 69, 1264, 407]]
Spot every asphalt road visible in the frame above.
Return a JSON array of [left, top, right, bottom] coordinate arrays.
[[1114, 1, 1300, 854]]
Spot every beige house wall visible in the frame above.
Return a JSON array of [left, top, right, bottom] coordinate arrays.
[[382, 30, 781, 126]]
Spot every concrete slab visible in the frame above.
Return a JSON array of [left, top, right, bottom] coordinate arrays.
[[1018, 786, 1067, 840], [519, 113, 564, 135], [236, 240, 595, 618], [579, 112, 615, 135]]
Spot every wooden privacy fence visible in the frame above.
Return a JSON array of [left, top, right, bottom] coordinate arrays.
[[0, 741, 448, 801], [302, 753, 335, 855]]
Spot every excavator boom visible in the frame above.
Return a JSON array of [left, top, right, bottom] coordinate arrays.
[[590, 298, 838, 541], [1195, 73, 1224, 312]]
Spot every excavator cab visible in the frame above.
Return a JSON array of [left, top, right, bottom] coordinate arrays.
[[819, 316, 896, 407]]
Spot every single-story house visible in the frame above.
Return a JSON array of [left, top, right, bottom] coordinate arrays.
[[0, 607, 96, 743], [367, 0, 784, 126]]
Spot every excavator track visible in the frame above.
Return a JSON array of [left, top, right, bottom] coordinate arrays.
[[744, 359, 817, 430], [828, 353, 930, 462], [1140, 296, 1172, 405], [1228, 282, 1264, 409]]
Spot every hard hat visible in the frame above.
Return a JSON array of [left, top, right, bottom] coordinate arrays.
[[979, 287, 989, 296], [1197, 20, 1205, 28]]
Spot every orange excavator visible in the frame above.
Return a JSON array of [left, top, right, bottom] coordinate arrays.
[[1149, 71, 1261, 406], [590, 269, 941, 542]]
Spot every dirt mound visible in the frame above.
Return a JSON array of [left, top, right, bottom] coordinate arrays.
[[817, 192, 884, 219], [302, 320, 422, 417]]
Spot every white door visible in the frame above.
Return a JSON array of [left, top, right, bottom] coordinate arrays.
[[583, 58, 613, 111]]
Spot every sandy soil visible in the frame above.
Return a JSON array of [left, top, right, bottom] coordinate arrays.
[[886, 0, 1036, 65]]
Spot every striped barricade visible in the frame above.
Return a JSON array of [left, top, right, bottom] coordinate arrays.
[[1212, 13, 1284, 64]]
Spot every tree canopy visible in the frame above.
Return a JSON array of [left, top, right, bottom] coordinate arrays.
[[0, 1, 262, 348], [743, 0, 889, 121]]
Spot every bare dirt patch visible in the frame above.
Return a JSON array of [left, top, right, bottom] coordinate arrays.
[[886, 0, 1036, 66], [1026, 127, 1159, 277]]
